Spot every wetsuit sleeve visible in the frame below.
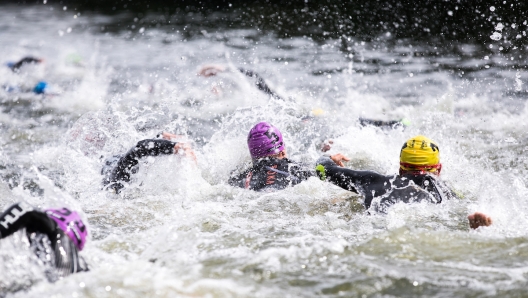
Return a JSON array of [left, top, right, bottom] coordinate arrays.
[[238, 68, 283, 100], [228, 168, 251, 188], [288, 161, 316, 183], [315, 156, 388, 194], [358, 118, 403, 129], [0, 202, 57, 241], [104, 139, 177, 190]]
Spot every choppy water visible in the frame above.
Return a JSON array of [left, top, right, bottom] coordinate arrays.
[[1, 3, 528, 297]]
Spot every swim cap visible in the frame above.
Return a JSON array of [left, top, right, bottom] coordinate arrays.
[[33, 81, 48, 94], [400, 135, 440, 172], [45, 208, 88, 251], [247, 122, 285, 159]]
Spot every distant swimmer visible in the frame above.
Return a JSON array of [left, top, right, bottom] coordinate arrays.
[[199, 64, 284, 100], [198, 64, 410, 130], [4, 56, 50, 95], [7, 56, 43, 73], [102, 132, 196, 193], [316, 135, 459, 213], [0, 202, 88, 281], [228, 121, 348, 191]]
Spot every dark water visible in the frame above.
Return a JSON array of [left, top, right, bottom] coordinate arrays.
[[1, 2, 528, 297]]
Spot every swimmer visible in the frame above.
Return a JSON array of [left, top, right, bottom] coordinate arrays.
[[102, 132, 196, 193], [4, 56, 50, 95], [316, 135, 459, 213], [228, 121, 348, 191], [0, 202, 88, 281], [7, 56, 43, 73], [198, 64, 409, 130], [199, 64, 283, 100]]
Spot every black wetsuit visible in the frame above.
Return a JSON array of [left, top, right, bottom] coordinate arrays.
[[316, 156, 458, 213], [238, 68, 283, 100], [102, 139, 178, 193], [228, 157, 315, 191], [0, 202, 87, 281], [10, 57, 41, 73], [358, 118, 406, 129]]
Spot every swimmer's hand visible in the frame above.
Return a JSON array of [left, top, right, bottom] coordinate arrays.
[[198, 64, 226, 77], [468, 212, 492, 229], [161, 132, 185, 142], [330, 153, 350, 167], [174, 142, 197, 163]]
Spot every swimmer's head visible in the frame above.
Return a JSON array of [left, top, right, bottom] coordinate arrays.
[[46, 208, 88, 251], [399, 135, 441, 176], [33, 81, 48, 94], [247, 121, 285, 160]]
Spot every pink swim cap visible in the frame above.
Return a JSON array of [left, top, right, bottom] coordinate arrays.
[[247, 122, 285, 159], [46, 208, 88, 251]]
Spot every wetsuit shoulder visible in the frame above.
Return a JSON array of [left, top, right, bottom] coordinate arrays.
[[0, 202, 56, 241], [103, 139, 177, 192], [397, 174, 456, 204]]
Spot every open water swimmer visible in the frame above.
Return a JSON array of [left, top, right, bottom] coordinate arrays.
[[0, 202, 88, 281]]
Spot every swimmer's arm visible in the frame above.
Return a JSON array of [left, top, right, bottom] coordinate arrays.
[[115, 139, 178, 173], [228, 168, 251, 188], [238, 68, 283, 100], [316, 156, 386, 194], [0, 202, 56, 241]]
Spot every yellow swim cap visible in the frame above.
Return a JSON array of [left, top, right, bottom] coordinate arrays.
[[400, 135, 440, 172]]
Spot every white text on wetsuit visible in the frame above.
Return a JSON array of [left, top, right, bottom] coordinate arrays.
[[0, 202, 33, 229]]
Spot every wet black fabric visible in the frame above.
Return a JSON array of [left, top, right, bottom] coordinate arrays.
[[102, 139, 177, 192], [0, 202, 87, 279], [10, 57, 41, 72], [228, 157, 314, 191], [238, 68, 283, 100], [316, 156, 458, 212], [358, 117, 405, 129]]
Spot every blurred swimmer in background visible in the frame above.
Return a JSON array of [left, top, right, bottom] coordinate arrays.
[[198, 64, 410, 130], [0, 202, 89, 281], [3, 56, 52, 95]]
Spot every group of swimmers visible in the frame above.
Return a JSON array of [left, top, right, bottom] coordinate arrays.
[[102, 121, 493, 226], [0, 61, 493, 288]]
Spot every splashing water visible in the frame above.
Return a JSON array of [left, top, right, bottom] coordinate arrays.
[[1, 3, 528, 298]]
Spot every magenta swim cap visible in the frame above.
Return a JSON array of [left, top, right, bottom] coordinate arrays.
[[247, 122, 285, 159], [46, 208, 88, 251]]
